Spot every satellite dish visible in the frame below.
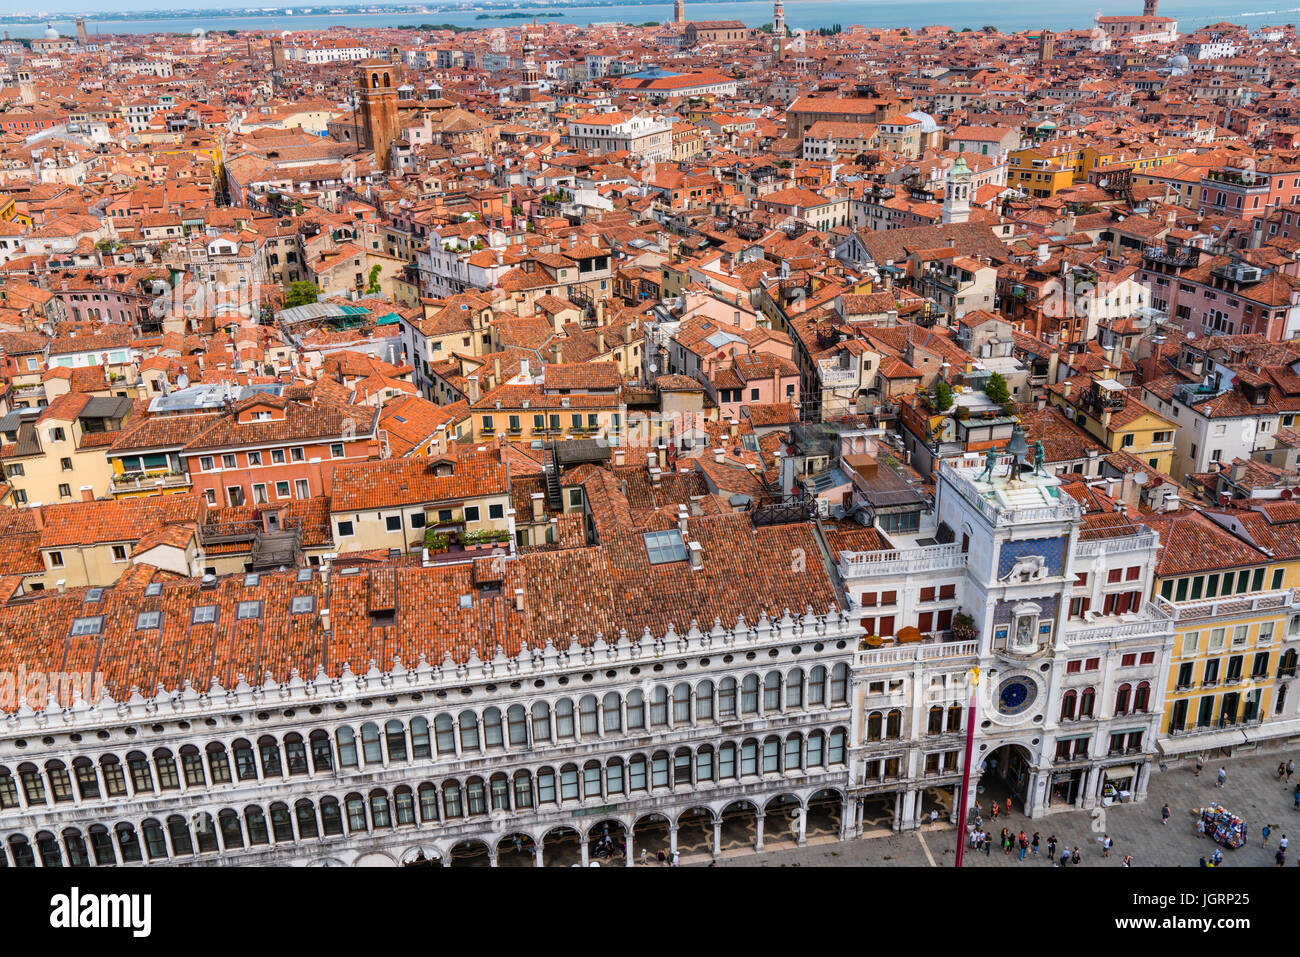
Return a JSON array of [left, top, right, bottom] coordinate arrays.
[[648, 362, 657, 373], [1187, 331, 1196, 340], [1134, 471, 1148, 487]]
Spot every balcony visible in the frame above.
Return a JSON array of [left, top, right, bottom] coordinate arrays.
[[855, 639, 978, 668], [1061, 602, 1173, 645], [839, 543, 967, 580], [1158, 589, 1300, 622], [110, 470, 192, 494], [1073, 529, 1160, 558]]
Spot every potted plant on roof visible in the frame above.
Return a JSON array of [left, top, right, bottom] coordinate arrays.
[[424, 529, 449, 554], [952, 612, 977, 643]]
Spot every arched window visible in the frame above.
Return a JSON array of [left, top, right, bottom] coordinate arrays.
[[194, 812, 218, 853], [230, 740, 256, 781], [417, 784, 440, 822], [442, 780, 463, 818], [649, 687, 668, 727], [483, 707, 504, 749], [740, 739, 759, 776], [807, 730, 825, 766], [718, 743, 737, 779], [115, 824, 142, 863], [513, 770, 534, 809], [392, 787, 415, 825], [602, 692, 621, 732], [531, 701, 552, 742], [72, 757, 99, 799], [296, 799, 319, 838], [579, 696, 599, 737], [650, 752, 670, 789], [947, 704, 963, 732], [718, 677, 737, 717], [886, 709, 902, 739], [8, 835, 34, 867], [625, 690, 644, 730], [385, 720, 407, 762], [35, 830, 62, 867], [831, 663, 849, 704], [44, 760, 72, 803], [784, 733, 803, 770], [627, 755, 647, 792], [1061, 690, 1077, 721], [344, 794, 367, 831], [507, 705, 528, 746], [555, 699, 576, 739], [466, 777, 487, 815], [829, 728, 847, 764], [335, 728, 358, 767], [283, 734, 307, 775], [410, 717, 430, 759], [786, 669, 804, 709], [458, 710, 480, 751], [16, 763, 44, 805], [0, 765, 17, 810], [928, 706, 944, 734], [696, 680, 714, 720], [254, 737, 280, 779], [269, 803, 294, 842], [1115, 683, 1132, 715], [867, 711, 882, 741], [695, 746, 714, 782], [309, 730, 334, 771], [490, 774, 511, 810], [219, 809, 243, 849], [434, 714, 456, 754], [672, 683, 691, 724], [243, 807, 269, 845], [166, 815, 194, 855], [1134, 681, 1151, 712], [369, 790, 391, 828], [764, 671, 782, 711], [808, 666, 827, 706], [206, 743, 232, 780], [360, 723, 382, 764], [127, 752, 154, 793], [762, 735, 781, 772], [1080, 687, 1096, 718], [100, 755, 127, 796], [63, 828, 89, 867], [88, 825, 114, 866], [741, 675, 760, 714], [321, 797, 344, 836]]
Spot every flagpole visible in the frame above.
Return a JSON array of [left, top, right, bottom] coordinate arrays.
[[954, 666, 980, 868]]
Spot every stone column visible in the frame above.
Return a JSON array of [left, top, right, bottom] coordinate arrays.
[[712, 818, 723, 858], [755, 812, 765, 852], [797, 806, 807, 845], [580, 841, 589, 867], [1135, 761, 1151, 802], [1080, 767, 1097, 810], [893, 791, 903, 832], [669, 822, 678, 856], [489, 846, 499, 868], [534, 840, 544, 868], [625, 827, 635, 867], [901, 788, 917, 830], [950, 784, 961, 823]]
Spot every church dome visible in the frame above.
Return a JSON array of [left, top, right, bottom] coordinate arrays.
[[44, 24, 59, 39]]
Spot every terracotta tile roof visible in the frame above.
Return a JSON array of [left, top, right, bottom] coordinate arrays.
[[331, 446, 509, 512]]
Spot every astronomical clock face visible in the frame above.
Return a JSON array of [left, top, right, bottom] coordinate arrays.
[[995, 674, 1038, 718]]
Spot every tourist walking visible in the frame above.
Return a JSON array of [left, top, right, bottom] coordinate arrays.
[[1161, 803, 1170, 825], [1046, 835, 1057, 860], [1031, 832, 1040, 855], [984, 832, 991, 856], [1058, 846, 1070, 867], [671, 850, 679, 867], [640, 848, 647, 866], [1262, 824, 1272, 847], [1279, 762, 1288, 781], [1196, 818, 1206, 839], [1195, 754, 1206, 776], [1005, 797, 1012, 815], [1288, 759, 1295, 782], [1217, 766, 1228, 788], [991, 802, 999, 821], [1277, 848, 1287, 867], [1280, 834, 1289, 855], [1293, 782, 1299, 810], [1071, 846, 1082, 865], [1018, 831, 1028, 861], [1101, 834, 1113, 858], [1211, 847, 1223, 866], [1122, 854, 1133, 867]]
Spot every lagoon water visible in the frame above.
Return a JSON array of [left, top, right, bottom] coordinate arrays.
[[8, 0, 1299, 38]]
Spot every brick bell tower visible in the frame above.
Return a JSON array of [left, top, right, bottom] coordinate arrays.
[[358, 61, 401, 172]]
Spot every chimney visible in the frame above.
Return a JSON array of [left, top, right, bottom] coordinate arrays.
[[551, 342, 562, 364], [597, 331, 606, 354], [1121, 471, 1140, 510], [729, 418, 739, 442], [514, 588, 525, 611], [1063, 380, 1073, 400], [624, 323, 634, 345], [650, 467, 662, 487], [1035, 394, 1046, 411], [687, 540, 703, 570], [1230, 461, 1248, 482], [56, 578, 66, 594], [531, 491, 544, 522], [647, 450, 658, 469], [493, 357, 501, 381], [677, 504, 688, 535], [520, 358, 530, 380], [1109, 340, 1122, 368], [1163, 490, 1180, 512], [1036, 242, 1048, 264], [714, 447, 725, 463]]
